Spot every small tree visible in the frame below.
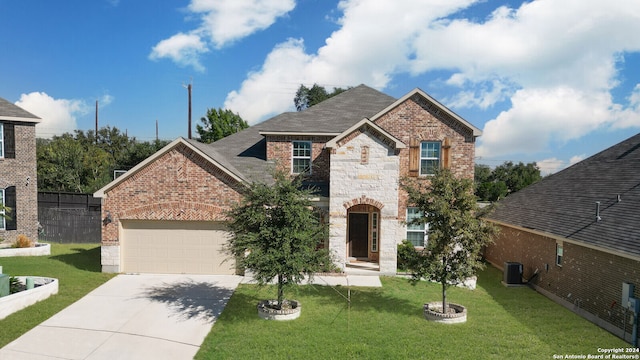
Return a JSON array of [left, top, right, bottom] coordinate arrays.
[[226, 171, 332, 310], [403, 169, 497, 313]]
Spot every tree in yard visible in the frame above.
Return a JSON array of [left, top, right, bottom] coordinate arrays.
[[474, 161, 542, 201], [294, 84, 348, 111], [196, 108, 248, 144], [226, 171, 333, 310], [403, 169, 497, 314]]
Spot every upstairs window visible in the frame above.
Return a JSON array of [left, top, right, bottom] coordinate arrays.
[[420, 141, 441, 175], [406, 207, 428, 247], [292, 141, 312, 174], [0, 123, 3, 158], [0, 123, 15, 159]]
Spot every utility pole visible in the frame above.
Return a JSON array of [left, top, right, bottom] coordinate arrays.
[[155, 119, 159, 142], [95, 100, 98, 143], [188, 82, 192, 139], [183, 80, 192, 139]]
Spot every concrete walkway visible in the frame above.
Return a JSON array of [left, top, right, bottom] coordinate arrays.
[[0, 272, 380, 359]]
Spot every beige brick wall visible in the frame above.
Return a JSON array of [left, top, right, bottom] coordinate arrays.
[[0, 122, 39, 243], [485, 224, 640, 338], [101, 142, 243, 246]]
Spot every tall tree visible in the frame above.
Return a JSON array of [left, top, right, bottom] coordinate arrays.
[[403, 169, 497, 314], [37, 127, 169, 193], [474, 161, 542, 201], [226, 171, 332, 310], [196, 108, 248, 144], [294, 84, 348, 111]]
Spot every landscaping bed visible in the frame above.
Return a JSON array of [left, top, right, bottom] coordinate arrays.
[[0, 276, 58, 320], [0, 243, 115, 348], [0, 243, 51, 257]]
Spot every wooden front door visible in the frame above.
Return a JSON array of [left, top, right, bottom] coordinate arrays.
[[349, 213, 369, 258]]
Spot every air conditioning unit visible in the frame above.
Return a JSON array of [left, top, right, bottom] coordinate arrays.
[[504, 262, 523, 285]]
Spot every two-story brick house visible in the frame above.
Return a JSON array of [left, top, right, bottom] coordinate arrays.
[[0, 97, 40, 243], [95, 85, 482, 275]]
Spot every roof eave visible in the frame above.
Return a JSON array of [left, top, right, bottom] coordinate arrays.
[[325, 118, 406, 149], [0, 115, 41, 124]]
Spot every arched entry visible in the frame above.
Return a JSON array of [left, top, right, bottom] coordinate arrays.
[[346, 204, 380, 262]]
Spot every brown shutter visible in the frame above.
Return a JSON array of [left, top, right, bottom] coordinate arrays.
[[442, 137, 451, 169], [409, 138, 419, 177]]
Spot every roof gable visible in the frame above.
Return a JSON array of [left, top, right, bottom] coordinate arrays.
[[0, 97, 41, 123], [325, 118, 406, 150], [94, 137, 245, 198], [488, 133, 640, 259], [370, 88, 482, 137]]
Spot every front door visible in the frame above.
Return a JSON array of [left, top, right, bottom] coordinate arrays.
[[349, 213, 369, 258]]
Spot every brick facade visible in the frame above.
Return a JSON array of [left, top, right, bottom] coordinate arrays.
[[265, 135, 332, 182], [0, 122, 38, 243], [101, 143, 243, 247], [373, 95, 476, 222], [485, 224, 640, 340]]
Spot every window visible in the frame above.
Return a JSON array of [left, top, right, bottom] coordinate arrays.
[[420, 141, 441, 175], [292, 141, 312, 174], [0, 188, 4, 230], [556, 242, 563, 266], [406, 207, 428, 247], [371, 212, 379, 252], [0, 123, 4, 158]]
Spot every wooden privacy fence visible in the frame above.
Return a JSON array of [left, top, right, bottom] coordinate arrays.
[[37, 192, 101, 243]]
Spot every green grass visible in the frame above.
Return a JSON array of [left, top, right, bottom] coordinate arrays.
[[196, 266, 628, 359], [0, 243, 115, 347]]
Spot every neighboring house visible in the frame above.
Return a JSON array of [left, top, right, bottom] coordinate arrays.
[[0, 97, 40, 243], [484, 133, 640, 342], [95, 85, 482, 275]]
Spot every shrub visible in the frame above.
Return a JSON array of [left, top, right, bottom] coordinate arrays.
[[397, 240, 419, 271], [12, 235, 34, 248], [9, 276, 23, 294]]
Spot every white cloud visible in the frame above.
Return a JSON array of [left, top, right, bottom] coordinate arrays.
[[149, 33, 209, 72], [537, 153, 586, 176], [15, 92, 90, 138], [224, 0, 640, 155], [149, 0, 295, 71], [189, 0, 296, 48]]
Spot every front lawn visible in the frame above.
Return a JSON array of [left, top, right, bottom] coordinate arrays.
[[0, 243, 115, 347], [196, 266, 627, 359]]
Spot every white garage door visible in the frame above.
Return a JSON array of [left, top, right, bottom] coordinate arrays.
[[121, 220, 236, 275]]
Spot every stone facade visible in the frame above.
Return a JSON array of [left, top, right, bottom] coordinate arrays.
[[485, 224, 640, 340], [329, 129, 401, 274], [0, 122, 39, 243], [100, 142, 243, 272]]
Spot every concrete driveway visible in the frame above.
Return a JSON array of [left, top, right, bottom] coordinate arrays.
[[0, 274, 243, 360]]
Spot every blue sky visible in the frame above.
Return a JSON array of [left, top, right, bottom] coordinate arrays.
[[1, 0, 639, 174]]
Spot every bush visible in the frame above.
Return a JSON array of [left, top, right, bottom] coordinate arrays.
[[9, 276, 23, 294], [12, 235, 34, 248], [397, 240, 419, 271]]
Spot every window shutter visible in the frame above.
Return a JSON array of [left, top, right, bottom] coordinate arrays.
[[409, 138, 419, 177], [5, 186, 17, 230], [442, 137, 451, 169], [4, 123, 15, 159]]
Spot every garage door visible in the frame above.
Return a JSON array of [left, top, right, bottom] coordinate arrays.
[[121, 220, 236, 275]]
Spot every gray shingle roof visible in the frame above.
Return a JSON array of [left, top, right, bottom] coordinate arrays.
[[488, 133, 640, 258], [0, 97, 40, 121], [205, 84, 397, 184]]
